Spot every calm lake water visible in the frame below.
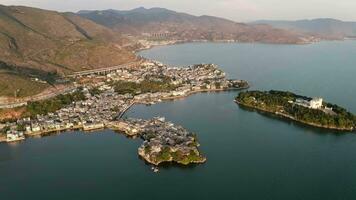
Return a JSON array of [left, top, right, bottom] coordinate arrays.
[[1, 41, 356, 200]]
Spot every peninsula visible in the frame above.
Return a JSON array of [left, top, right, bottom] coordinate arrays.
[[0, 61, 248, 166], [235, 90, 356, 131]]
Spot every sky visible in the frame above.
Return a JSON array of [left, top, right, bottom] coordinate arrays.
[[1, 0, 356, 22]]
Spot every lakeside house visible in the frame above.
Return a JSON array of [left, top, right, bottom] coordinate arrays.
[[83, 122, 105, 131], [6, 131, 25, 142]]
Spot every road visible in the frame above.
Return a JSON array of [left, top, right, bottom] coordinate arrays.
[[67, 62, 140, 78]]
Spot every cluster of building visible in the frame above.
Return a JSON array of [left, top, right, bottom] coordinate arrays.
[[0, 88, 134, 142], [84, 61, 248, 104], [124, 117, 205, 165], [106, 61, 235, 88], [0, 60, 247, 161]]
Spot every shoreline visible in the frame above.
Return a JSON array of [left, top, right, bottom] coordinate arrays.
[[0, 50, 249, 167], [134, 39, 325, 54], [2, 85, 249, 143], [160, 86, 250, 101], [138, 148, 207, 166], [0, 135, 6, 143], [235, 100, 355, 132], [1, 40, 242, 109], [1, 39, 344, 109], [1, 39, 351, 108]]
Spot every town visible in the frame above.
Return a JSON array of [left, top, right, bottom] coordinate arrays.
[[0, 61, 248, 166]]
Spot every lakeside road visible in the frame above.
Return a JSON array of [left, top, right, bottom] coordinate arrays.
[[235, 100, 355, 132]]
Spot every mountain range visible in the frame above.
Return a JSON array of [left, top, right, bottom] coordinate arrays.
[[78, 7, 311, 44], [253, 18, 356, 39]]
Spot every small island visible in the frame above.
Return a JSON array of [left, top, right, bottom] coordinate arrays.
[[235, 90, 356, 131], [111, 117, 206, 165]]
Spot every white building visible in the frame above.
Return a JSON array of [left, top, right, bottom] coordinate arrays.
[[295, 97, 323, 109], [310, 98, 323, 109], [6, 131, 25, 142], [172, 91, 186, 96], [31, 125, 41, 132]]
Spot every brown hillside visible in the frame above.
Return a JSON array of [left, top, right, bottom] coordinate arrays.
[[0, 5, 136, 75], [0, 5, 137, 98]]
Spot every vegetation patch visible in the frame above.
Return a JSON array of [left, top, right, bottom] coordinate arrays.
[[236, 90, 356, 130], [25, 90, 86, 117], [113, 79, 177, 95]]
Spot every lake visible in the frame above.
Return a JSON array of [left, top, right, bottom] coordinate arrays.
[[1, 41, 356, 200]]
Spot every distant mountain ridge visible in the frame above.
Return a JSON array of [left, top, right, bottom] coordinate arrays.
[[253, 18, 356, 39], [78, 7, 315, 44]]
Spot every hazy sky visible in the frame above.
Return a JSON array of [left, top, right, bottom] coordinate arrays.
[[1, 0, 356, 22]]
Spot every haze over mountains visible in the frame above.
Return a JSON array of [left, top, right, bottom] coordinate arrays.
[[253, 18, 356, 39], [78, 7, 311, 44]]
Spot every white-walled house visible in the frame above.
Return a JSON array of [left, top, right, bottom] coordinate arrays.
[[310, 98, 323, 109]]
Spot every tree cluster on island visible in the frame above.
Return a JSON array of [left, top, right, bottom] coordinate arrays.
[[236, 90, 356, 130]]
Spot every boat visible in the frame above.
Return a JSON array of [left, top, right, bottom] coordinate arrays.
[[151, 166, 159, 173]]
